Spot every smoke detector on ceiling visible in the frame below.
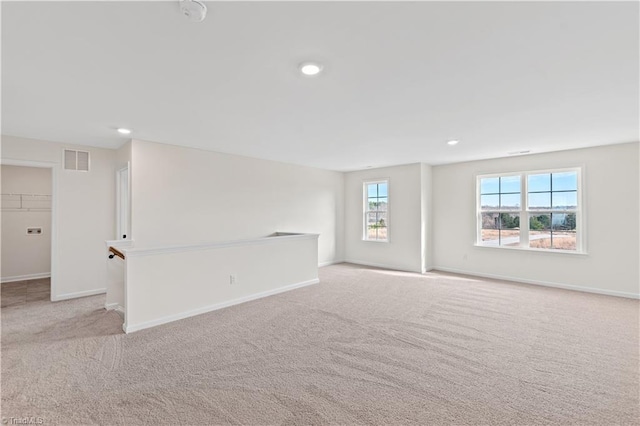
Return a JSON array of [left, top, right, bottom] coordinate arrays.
[[180, 0, 207, 22]]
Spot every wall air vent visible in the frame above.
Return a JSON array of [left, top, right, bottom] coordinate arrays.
[[63, 149, 90, 172]]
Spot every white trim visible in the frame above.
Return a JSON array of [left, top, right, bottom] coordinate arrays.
[[105, 239, 134, 248], [343, 259, 421, 273], [123, 278, 320, 333], [105, 302, 125, 315], [319, 259, 344, 267], [115, 163, 131, 240], [124, 233, 319, 258], [1, 272, 51, 283], [433, 266, 639, 299], [52, 288, 106, 301], [0, 158, 58, 300], [473, 244, 588, 256]]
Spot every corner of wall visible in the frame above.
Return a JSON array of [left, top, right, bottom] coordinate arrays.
[[420, 163, 433, 272]]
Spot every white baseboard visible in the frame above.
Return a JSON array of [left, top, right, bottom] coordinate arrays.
[[105, 302, 125, 315], [319, 259, 344, 267], [1, 272, 51, 283], [52, 288, 106, 301], [433, 266, 640, 299], [124, 278, 320, 333], [343, 259, 422, 274]]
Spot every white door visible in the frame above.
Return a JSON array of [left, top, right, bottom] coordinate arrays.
[[116, 165, 130, 240]]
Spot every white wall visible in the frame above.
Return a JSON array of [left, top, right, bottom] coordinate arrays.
[[1, 135, 116, 300], [130, 139, 344, 265], [432, 142, 640, 297], [1, 165, 52, 281], [123, 233, 319, 332], [344, 163, 424, 272]]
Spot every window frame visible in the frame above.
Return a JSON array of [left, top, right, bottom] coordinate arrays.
[[363, 179, 389, 242], [476, 167, 585, 254]]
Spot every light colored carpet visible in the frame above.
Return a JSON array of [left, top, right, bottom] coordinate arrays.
[[2, 263, 638, 425]]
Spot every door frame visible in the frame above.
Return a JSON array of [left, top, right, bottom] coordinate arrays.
[[116, 162, 130, 240], [1, 158, 58, 301]]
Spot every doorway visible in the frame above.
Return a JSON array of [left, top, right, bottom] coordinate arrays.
[[1, 164, 55, 306]]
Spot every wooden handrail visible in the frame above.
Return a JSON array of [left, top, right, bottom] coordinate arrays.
[[108, 246, 125, 260]]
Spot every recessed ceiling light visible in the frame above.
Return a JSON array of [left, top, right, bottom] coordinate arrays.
[[117, 128, 132, 135], [447, 140, 459, 146], [299, 62, 323, 76]]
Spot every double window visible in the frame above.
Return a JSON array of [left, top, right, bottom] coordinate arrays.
[[364, 180, 388, 241], [478, 169, 581, 252]]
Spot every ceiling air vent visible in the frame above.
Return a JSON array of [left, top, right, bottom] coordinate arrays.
[[63, 149, 90, 172]]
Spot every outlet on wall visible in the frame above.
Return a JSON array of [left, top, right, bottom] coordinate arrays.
[[230, 274, 237, 285]]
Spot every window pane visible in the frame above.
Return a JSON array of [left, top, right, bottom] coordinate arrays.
[[500, 193, 521, 210], [552, 213, 576, 231], [552, 191, 577, 210], [366, 212, 378, 240], [365, 212, 388, 240], [377, 226, 388, 240], [551, 213, 577, 250], [528, 173, 550, 192], [367, 226, 378, 240], [552, 172, 577, 191], [367, 184, 377, 198], [376, 212, 388, 229], [499, 213, 520, 246], [480, 177, 499, 194], [378, 183, 388, 197], [377, 197, 388, 211], [500, 176, 521, 193], [481, 213, 500, 246], [481, 194, 499, 210], [378, 226, 389, 240], [529, 214, 551, 249], [528, 192, 551, 210]]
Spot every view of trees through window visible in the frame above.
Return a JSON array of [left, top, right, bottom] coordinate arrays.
[[365, 181, 388, 241], [480, 175, 521, 246], [527, 172, 577, 250], [479, 170, 579, 251]]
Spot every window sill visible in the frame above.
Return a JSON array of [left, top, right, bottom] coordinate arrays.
[[363, 239, 389, 243], [473, 244, 588, 256]]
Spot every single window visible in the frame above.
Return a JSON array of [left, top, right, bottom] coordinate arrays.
[[477, 169, 582, 252], [364, 180, 388, 241]]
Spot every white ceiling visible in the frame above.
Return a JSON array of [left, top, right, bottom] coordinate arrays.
[[2, 1, 638, 171]]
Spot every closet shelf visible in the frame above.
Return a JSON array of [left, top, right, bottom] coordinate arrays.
[[1, 193, 52, 212]]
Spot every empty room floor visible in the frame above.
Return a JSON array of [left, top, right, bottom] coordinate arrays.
[[1, 278, 50, 308], [1, 264, 638, 425]]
